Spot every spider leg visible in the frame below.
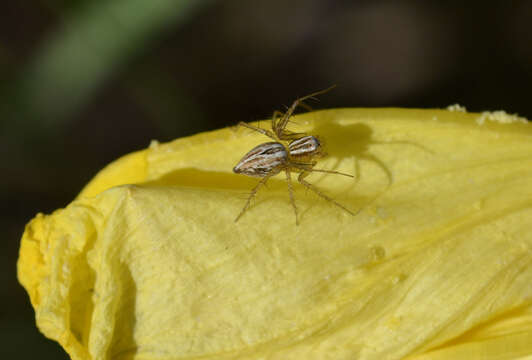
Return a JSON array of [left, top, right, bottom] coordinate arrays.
[[271, 110, 306, 140], [285, 169, 299, 225], [275, 102, 301, 140], [302, 168, 354, 178], [297, 171, 354, 216], [271, 110, 284, 134], [298, 102, 314, 112], [290, 161, 354, 178], [275, 85, 336, 139], [238, 122, 277, 140], [281, 130, 307, 140], [235, 175, 272, 222]]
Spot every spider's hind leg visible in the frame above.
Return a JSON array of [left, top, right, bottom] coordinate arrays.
[[291, 161, 354, 179], [235, 175, 271, 222], [297, 171, 354, 216], [285, 169, 299, 225]]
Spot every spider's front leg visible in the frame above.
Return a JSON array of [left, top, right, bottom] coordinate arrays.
[[275, 85, 336, 140], [237, 122, 277, 141], [271, 110, 304, 141]]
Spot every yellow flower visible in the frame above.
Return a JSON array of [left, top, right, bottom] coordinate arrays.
[[18, 109, 532, 360]]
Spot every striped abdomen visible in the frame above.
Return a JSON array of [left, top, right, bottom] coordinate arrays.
[[233, 142, 287, 177], [288, 136, 322, 159]]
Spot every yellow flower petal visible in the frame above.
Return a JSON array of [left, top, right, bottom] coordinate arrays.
[[18, 109, 532, 360]]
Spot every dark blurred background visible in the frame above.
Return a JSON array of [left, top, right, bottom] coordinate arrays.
[[1, 0, 531, 358]]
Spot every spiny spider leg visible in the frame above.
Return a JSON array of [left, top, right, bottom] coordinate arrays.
[[275, 85, 336, 140], [235, 174, 272, 222], [298, 102, 314, 112], [285, 169, 299, 225], [238, 122, 277, 140], [301, 167, 354, 178], [271, 110, 284, 135], [279, 130, 307, 141], [290, 161, 354, 178], [272, 110, 305, 140], [297, 171, 354, 216]]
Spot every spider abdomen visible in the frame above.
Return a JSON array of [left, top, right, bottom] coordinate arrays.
[[233, 142, 287, 177]]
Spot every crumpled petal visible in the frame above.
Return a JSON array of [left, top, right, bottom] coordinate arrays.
[[18, 109, 532, 360]]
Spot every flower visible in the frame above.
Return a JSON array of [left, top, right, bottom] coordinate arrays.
[[18, 108, 532, 360]]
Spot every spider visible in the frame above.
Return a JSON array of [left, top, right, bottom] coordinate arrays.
[[233, 86, 355, 225]]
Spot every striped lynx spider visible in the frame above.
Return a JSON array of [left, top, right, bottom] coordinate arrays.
[[233, 86, 354, 225]]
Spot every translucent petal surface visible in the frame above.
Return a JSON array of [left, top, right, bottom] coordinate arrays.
[[18, 109, 532, 360]]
